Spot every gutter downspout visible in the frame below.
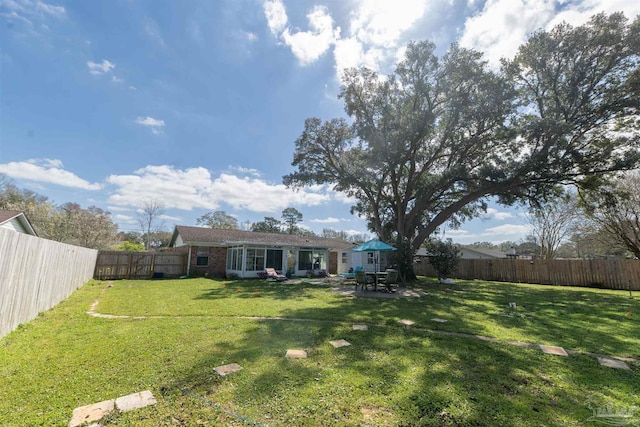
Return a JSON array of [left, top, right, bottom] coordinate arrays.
[[186, 245, 192, 276]]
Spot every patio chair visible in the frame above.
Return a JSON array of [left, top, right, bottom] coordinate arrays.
[[382, 269, 398, 292], [265, 268, 287, 282], [355, 270, 373, 291]]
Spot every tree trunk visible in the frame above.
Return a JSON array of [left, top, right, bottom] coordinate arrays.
[[395, 238, 416, 282]]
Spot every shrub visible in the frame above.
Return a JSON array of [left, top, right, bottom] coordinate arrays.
[[426, 239, 461, 279]]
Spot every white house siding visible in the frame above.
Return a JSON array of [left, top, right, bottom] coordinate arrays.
[[0, 218, 28, 234]]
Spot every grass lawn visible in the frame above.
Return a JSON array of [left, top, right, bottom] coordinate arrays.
[[0, 277, 638, 426]]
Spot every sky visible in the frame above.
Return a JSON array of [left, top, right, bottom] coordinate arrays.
[[1, 0, 639, 245]]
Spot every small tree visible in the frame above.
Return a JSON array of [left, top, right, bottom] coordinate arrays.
[[138, 200, 166, 250], [113, 241, 146, 251], [526, 193, 580, 259], [427, 239, 461, 280], [251, 216, 283, 233], [282, 207, 303, 234], [196, 211, 239, 229], [581, 171, 640, 258]]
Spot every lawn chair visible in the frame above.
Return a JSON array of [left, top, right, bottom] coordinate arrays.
[[355, 270, 373, 291], [382, 269, 398, 292], [265, 268, 287, 282]]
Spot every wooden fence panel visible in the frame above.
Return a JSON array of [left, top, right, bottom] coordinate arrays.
[[414, 257, 640, 290], [94, 251, 187, 280], [0, 228, 98, 339]]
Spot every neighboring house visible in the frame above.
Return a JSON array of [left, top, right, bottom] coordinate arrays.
[[169, 226, 355, 278], [0, 210, 37, 236], [415, 246, 507, 259], [458, 247, 507, 259]]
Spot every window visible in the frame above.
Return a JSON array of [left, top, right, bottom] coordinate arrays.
[[341, 252, 347, 264], [226, 247, 243, 270], [298, 250, 313, 271], [196, 247, 209, 266], [298, 249, 326, 270], [246, 248, 265, 271], [367, 252, 374, 265], [266, 249, 283, 271]]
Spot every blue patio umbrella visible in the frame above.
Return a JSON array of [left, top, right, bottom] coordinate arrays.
[[352, 239, 397, 273]]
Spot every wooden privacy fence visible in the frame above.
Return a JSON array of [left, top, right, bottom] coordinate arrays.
[[0, 228, 98, 339], [94, 251, 187, 280], [414, 258, 640, 290]]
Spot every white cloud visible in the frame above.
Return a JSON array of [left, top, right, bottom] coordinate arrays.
[[135, 116, 165, 134], [244, 31, 258, 41], [264, 0, 288, 35], [484, 224, 531, 235], [0, 159, 103, 190], [143, 16, 165, 47], [263, 0, 428, 76], [36, 2, 65, 17], [482, 207, 514, 220], [459, 0, 640, 68], [442, 222, 532, 244], [281, 5, 340, 66], [87, 59, 115, 75], [310, 217, 350, 224], [349, 0, 427, 48], [228, 165, 261, 177], [330, 189, 357, 204], [113, 214, 137, 224], [106, 165, 332, 213], [111, 75, 123, 83]]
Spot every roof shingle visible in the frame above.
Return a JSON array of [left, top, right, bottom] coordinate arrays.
[[172, 226, 355, 250]]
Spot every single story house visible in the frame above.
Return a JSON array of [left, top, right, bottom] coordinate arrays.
[[0, 210, 37, 236], [169, 226, 355, 278], [458, 247, 507, 259], [415, 246, 507, 259]]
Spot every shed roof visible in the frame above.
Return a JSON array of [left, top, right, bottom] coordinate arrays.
[[171, 225, 355, 251]]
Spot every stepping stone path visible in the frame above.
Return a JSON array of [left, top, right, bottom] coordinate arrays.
[[398, 319, 415, 327], [69, 390, 156, 427], [539, 345, 569, 356], [214, 363, 243, 377], [597, 357, 631, 370], [431, 318, 448, 323], [69, 399, 115, 427], [329, 339, 351, 348], [286, 349, 307, 359], [115, 390, 157, 413], [352, 324, 368, 331]]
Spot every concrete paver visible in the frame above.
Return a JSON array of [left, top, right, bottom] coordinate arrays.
[[352, 324, 368, 331], [329, 339, 351, 348], [539, 345, 569, 356], [597, 357, 631, 370], [69, 399, 115, 427], [286, 349, 308, 359], [214, 363, 243, 376], [398, 319, 415, 327], [431, 318, 448, 323], [115, 390, 157, 412]]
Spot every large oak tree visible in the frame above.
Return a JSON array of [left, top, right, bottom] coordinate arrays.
[[284, 13, 640, 279]]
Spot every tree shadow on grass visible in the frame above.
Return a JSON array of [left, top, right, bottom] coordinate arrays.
[[158, 284, 640, 425], [409, 278, 640, 358], [194, 280, 330, 301]]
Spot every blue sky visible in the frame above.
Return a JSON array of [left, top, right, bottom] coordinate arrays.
[[1, 0, 639, 243]]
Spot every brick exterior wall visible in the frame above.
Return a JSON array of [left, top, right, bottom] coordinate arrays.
[[179, 245, 343, 277], [188, 246, 227, 278]]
